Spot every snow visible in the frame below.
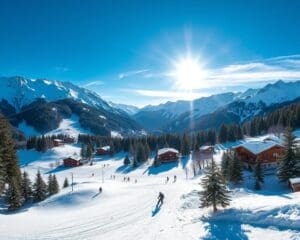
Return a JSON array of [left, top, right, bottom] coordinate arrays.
[[233, 141, 282, 155], [99, 146, 110, 151], [0, 76, 113, 112], [1, 132, 300, 239], [289, 177, 300, 184], [45, 115, 91, 138], [157, 148, 179, 155], [111, 131, 122, 138]]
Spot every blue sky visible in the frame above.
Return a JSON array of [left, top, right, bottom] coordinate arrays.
[[0, 0, 300, 107]]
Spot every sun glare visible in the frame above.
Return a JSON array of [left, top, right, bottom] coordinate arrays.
[[173, 57, 207, 90]]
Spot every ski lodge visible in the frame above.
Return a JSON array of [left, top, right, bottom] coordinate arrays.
[[53, 139, 64, 147], [96, 146, 111, 155], [63, 157, 82, 167], [63, 136, 76, 144], [233, 141, 284, 169], [157, 148, 179, 163], [289, 177, 300, 192]]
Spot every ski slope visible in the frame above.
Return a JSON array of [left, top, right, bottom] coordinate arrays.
[[0, 143, 300, 239]]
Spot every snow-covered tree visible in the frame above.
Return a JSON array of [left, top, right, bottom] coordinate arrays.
[[229, 152, 243, 184], [21, 171, 33, 202], [63, 177, 69, 188], [6, 177, 22, 210], [33, 171, 48, 202], [200, 159, 231, 212], [277, 127, 300, 182]]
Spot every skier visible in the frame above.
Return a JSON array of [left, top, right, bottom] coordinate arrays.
[[99, 186, 102, 193], [156, 192, 164, 208], [165, 176, 169, 183], [173, 175, 177, 182], [135, 179, 137, 183]]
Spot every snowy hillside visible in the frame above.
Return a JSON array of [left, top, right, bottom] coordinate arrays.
[[108, 102, 139, 115], [1, 134, 300, 239], [0, 76, 114, 112]]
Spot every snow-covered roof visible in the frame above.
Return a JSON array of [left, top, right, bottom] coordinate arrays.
[[158, 148, 179, 155], [100, 146, 110, 151], [234, 141, 282, 155], [53, 139, 63, 142], [289, 177, 300, 185], [200, 145, 213, 150]]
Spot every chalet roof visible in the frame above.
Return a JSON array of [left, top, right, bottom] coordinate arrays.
[[158, 148, 179, 155], [234, 141, 283, 155], [200, 145, 213, 150], [64, 156, 80, 161], [289, 177, 300, 185], [53, 139, 63, 142]]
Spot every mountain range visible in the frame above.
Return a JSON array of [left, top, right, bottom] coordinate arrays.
[[0, 76, 300, 137]]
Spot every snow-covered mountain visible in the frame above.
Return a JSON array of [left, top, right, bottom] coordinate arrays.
[[164, 81, 300, 132], [134, 80, 300, 132], [0, 76, 143, 136], [0, 76, 114, 112], [134, 92, 239, 131], [108, 102, 139, 115]]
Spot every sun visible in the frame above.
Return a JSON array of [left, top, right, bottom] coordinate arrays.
[[173, 56, 207, 90]]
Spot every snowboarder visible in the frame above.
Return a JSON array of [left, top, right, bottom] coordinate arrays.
[[99, 187, 102, 193], [156, 192, 164, 208], [173, 175, 177, 182]]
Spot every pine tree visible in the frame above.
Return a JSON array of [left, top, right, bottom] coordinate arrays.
[[180, 134, 190, 156], [229, 152, 243, 184], [0, 151, 6, 193], [221, 151, 231, 182], [47, 174, 53, 195], [277, 127, 300, 182], [51, 175, 59, 195], [6, 177, 22, 210], [218, 124, 227, 143], [254, 159, 264, 190], [21, 171, 33, 202], [0, 114, 22, 192], [200, 159, 231, 212], [63, 177, 69, 188], [33, 171, 48, 202]]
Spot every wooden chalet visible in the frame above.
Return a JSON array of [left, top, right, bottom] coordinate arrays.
[[289, 178, 300, 192], [53, 139, 64, 147], [157, 148, 179, 163], [199, 145, 214, 155], [233, 141, 284, 169], [64, 136, 76, 144], [96, 146, 111, 155], [63, 157, 81, 167]]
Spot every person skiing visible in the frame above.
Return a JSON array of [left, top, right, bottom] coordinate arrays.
[[156, 192, 164, 208], [166, 176, 169, 183], [99, 186, 102, 193], [173, 175, 177, 182]]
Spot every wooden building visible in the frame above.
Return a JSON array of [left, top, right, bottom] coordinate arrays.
[[289, 178, 300, 192], [157, 148, 179, 163], [199, 145, 214, 155], [63, 157, 81, 167], [64, 136, 76, 144], [233, 141, 284, 169], [96, 146, 111, 155], [53, 139, 64, 147]]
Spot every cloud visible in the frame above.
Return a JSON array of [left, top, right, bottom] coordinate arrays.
[[83, 80, 105, 87], [118, 69, 149, 79]]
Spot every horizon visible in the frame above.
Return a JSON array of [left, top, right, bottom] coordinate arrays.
[[1, 0, 300, 106]]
